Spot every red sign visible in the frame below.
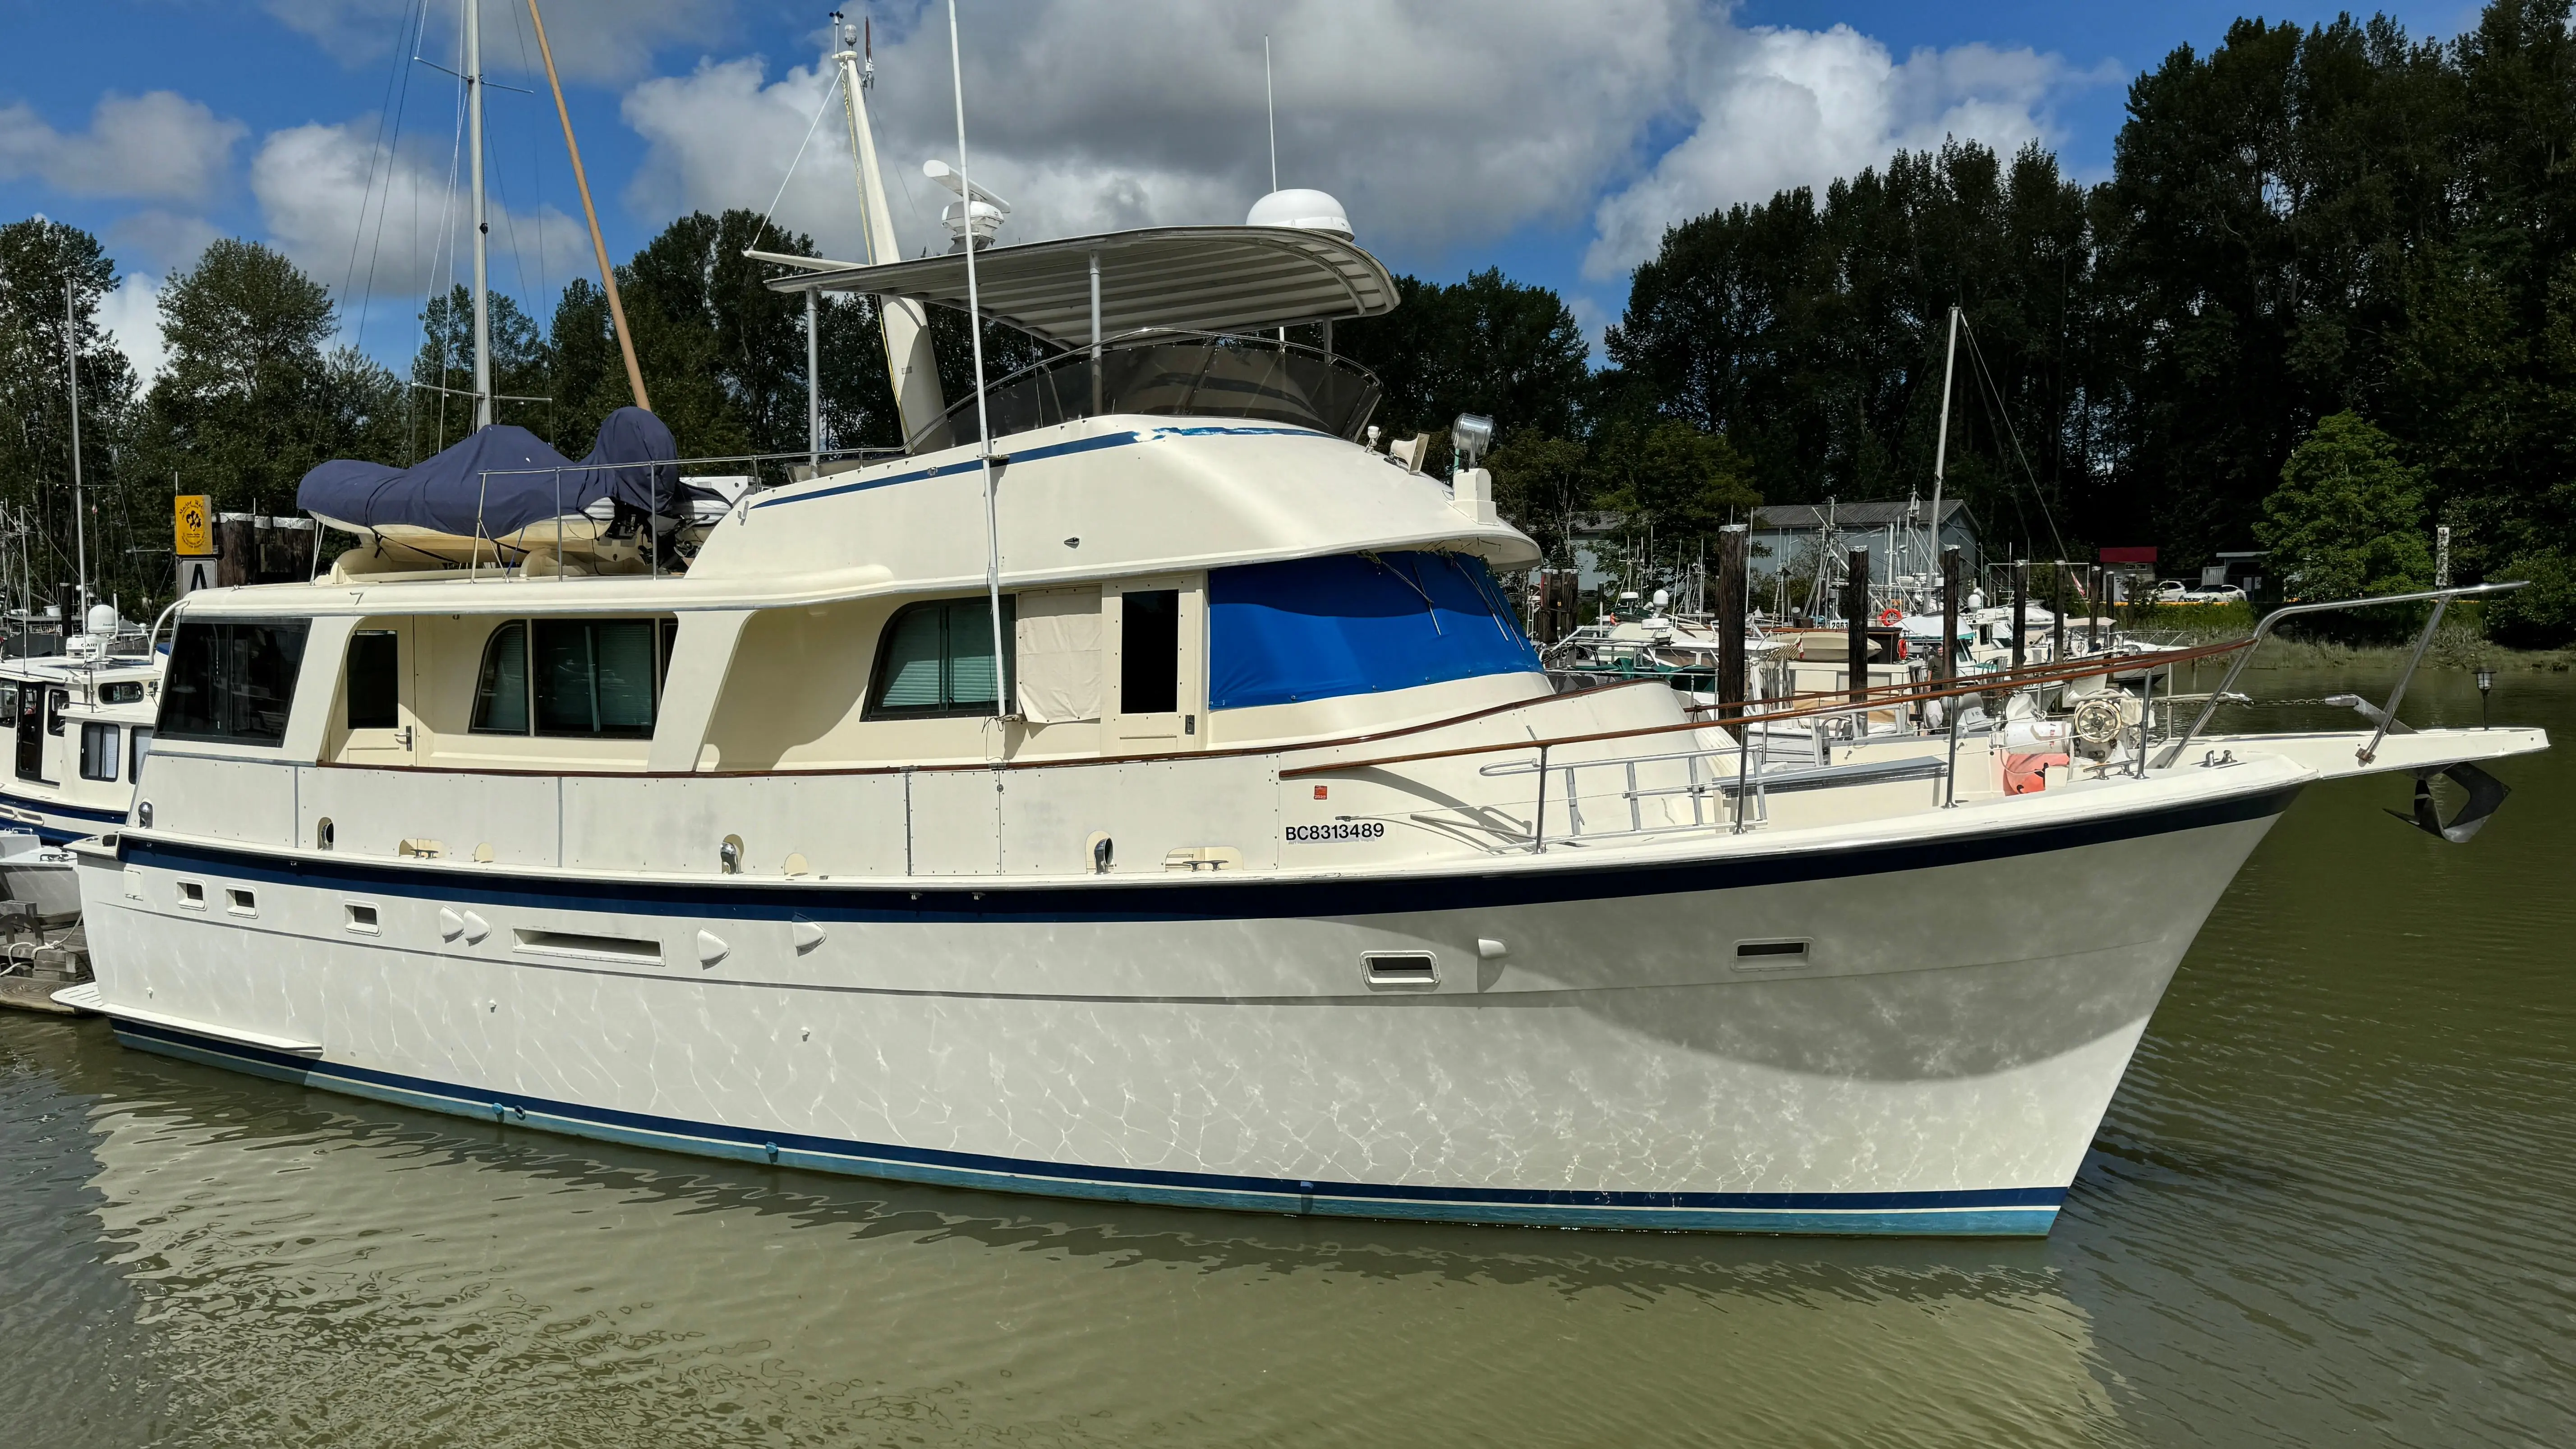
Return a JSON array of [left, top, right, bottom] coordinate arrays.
[[2098, 546, 2158, 564]]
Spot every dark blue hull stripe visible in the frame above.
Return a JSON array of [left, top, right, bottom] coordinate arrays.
[[121, 782, 2299, 925], [0, 793, 127, 844], [109, 1018, 2064, 1235]]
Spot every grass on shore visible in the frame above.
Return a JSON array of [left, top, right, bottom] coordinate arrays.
[[2102, 602, 2576, 672]]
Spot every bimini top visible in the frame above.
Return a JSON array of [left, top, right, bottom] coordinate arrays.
[[764, 226, 1399, 345]]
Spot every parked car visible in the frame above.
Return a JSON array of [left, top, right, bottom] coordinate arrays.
[[2151, 579, 2248, 605]]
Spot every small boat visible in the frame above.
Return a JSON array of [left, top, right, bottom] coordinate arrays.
[[0, 830, 80, 924]]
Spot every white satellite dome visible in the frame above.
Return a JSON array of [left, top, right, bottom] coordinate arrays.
[[1246, 188, 1352, 239]]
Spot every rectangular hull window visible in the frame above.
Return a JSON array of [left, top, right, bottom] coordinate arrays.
[[158, 620, 312, 745], [346, 630, 400, 730], [128, 727, 151, 785]]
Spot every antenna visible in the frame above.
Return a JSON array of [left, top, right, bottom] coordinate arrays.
[[1264, 35, 1277, 192]]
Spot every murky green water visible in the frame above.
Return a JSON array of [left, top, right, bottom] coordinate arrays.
[[4, 665, 2571, 1447]]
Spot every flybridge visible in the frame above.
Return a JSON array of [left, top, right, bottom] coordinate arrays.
[[759, 226, 1402, 346]]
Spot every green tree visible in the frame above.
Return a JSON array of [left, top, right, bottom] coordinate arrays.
[[1336, 267, 1591, 457], [411, 284, 550, 451], [1483, 432, 1590, 564], [133, 239, 403, 518], [2256, 412, 2434, 603], [0, 218, 138, 612], [1589, 420, 1762, 586]]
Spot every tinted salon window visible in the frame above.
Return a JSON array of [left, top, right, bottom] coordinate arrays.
[[159, 620, 311, 745]]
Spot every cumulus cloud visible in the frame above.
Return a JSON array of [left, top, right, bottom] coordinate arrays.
[[265, 0, 735, 85], [625, 0, 1695, 259], [250, 120, 589, 313], [0, 91, 246, 203], [98, 273, 169, 383], [619, 2, 2077, 283], [1582, 26, 2065, 277]]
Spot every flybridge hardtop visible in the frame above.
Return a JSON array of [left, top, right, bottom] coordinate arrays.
[[295, 406, 686, 539], [762, 225, 1401, 344]]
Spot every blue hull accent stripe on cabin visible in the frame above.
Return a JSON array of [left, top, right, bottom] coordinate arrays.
[[751, 425, 1328, 512], [108, 1018, 2065, 1235], [120, 782, 2298, 926]]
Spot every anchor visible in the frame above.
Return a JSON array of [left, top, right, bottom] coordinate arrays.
[[2326, 695, 2514, 843]]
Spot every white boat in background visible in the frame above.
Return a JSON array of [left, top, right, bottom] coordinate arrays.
[[0, 604, 160, 849], [61, 24, 2549, 1238]]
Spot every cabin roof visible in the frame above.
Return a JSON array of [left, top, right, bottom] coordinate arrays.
[[763, 226, 1400, 345]]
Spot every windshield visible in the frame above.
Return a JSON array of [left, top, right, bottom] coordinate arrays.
[[916, 331, 1382, 451]]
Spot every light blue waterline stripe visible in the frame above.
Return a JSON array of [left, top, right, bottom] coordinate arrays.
[[110, 1019, 2062, 1236], [751, 424, 1329, 512]]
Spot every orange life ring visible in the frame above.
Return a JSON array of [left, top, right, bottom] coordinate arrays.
[[1876, 606, 1903, 626]]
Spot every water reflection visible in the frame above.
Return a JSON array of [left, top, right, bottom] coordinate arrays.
[[60, 1050, 2117, 1447], [5, 662, 2572, 1447]]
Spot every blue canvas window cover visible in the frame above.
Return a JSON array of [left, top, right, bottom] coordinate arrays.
[[1209, 551, 1540, 711]]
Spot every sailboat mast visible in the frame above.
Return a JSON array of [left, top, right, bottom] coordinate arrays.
[[64, 279, 85, 616], [466, 0, 493, 429], [1925, 303, 1959, 607]]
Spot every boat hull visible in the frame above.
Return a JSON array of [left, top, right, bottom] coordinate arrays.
[[74, 783, 2293, 1236]]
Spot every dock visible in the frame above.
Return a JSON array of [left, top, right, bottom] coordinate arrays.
[[0, 915, 92, 1016]]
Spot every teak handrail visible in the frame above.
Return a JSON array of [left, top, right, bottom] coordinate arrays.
[[1282, 637, 2253, 780]]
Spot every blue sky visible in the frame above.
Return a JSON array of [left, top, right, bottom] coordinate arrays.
[[0, 1, 2497, 379]]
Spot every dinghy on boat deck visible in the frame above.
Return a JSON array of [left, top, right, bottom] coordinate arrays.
[[294, 407, 727, 576]]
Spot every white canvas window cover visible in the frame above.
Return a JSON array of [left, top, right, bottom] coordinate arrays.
[[1015, 587, 1101, 723]]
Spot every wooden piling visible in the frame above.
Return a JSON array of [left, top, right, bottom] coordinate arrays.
[[1941, 547, 1962, 682], [1845, 546, 1869, 706]]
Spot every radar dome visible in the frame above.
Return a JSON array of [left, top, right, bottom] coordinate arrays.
[[1246, 189, 1352, 239]]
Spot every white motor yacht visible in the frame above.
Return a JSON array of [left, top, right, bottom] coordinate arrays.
[[58, 90, 2547, 1234], [0, 605, 160, 849]]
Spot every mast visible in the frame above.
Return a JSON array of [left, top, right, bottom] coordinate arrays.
[[835, 12, 948, 449], [527, 0, 649, 411], [944, 0, 1007, 727], [467, 0, 493, 429], [64, 279, 85, 616], [1925, 303, 1959, 610]]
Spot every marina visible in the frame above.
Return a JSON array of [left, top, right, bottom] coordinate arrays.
[[3, 665, 2568, 1444], [7, 0, 2576, 1440]]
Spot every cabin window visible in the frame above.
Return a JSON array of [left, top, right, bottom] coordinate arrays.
[[1205, 551, 1540, 710], [45, 687, 67, 736], [472, 622, 530, 733], [866, 597, 1015, 719], [472, 617, 676, 737], [1120, 590, 1180, 714], [78, 722, 118, 782], [346, 630, 400, 730], [158, 619, 311, 746], [129, 727, 151, 783], [0, 684, 15, 718], [101, 681, 145, 705]]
